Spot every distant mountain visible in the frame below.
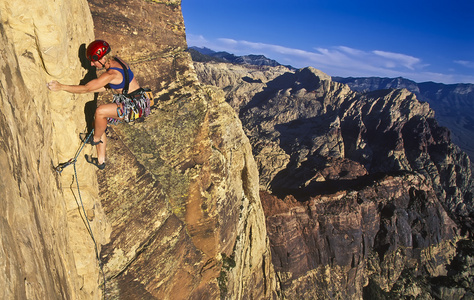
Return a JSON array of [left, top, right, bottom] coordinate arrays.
[[332, 76, 474, 160], [331, 76, 420, 93], [189, 48, 474, 161], [188, 46, 295, 69]]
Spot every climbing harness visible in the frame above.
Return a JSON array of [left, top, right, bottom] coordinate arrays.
[[108, 88, 152, 124], [107, 57, 152, 125], [54, 130, 107, 299]]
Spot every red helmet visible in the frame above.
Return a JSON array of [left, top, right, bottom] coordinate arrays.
[[86, 40, 111, 61]]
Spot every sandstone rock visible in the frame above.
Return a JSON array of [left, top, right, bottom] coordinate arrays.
[[94, 82, 276, 298], [88, 0, 188, 92], [261, 174, 457, 299], [1, 0, 106, 299], [193, 62, 292, 112]]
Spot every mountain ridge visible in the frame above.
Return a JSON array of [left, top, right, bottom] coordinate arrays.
[[331, 76, 474, 161], [190, 47, 474, 162], [189, 46, 472, 85], [188, 46, 295, 69]]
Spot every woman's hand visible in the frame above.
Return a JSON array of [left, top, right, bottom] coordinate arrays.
[[47, 80, 62, 92]]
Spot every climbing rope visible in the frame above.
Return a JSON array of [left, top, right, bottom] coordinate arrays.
[[54, 130, 107, 299]]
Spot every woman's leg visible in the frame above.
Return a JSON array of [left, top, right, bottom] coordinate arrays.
[[93, 103, 119, 141], [96, 131, 107, 165], [93, 103, 122, 164]]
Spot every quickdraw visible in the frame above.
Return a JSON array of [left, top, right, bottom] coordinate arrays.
[[54, 130, 94, 174]]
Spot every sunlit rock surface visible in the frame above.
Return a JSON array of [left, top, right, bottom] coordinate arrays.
[[1, 0, 106, 298], [1, 0, 276, 299]]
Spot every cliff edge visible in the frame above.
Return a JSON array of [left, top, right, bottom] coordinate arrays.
[[0, 0, 276, 299]]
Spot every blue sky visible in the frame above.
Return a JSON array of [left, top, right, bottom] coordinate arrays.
[[182, 0, 474, 84]]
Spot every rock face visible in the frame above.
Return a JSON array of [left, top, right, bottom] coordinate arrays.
[[195, 61, 474, 298], [95, 82, 276, 299], [0, 0, 107, 299], [1, 1, 275, 299], [88, 0, 186, 92]]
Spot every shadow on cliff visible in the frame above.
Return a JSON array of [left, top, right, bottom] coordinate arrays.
[[239, 68, 329, 117], [271, 165, 411, 201], [268, 112, 414, 201], [239, 71, 296, 116], [78, 43, 99, 133]]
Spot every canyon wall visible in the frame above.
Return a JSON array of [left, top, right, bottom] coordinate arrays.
[[1, 0, 276, 299], [332, 76, 474, 164]]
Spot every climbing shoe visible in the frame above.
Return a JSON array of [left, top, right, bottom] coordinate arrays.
[[85, 154, 106, 170]]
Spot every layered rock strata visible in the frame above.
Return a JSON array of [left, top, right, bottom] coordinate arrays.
[[262, 175, 457, 299]]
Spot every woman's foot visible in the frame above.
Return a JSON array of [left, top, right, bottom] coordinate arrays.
[[85, 154, 106, 170]]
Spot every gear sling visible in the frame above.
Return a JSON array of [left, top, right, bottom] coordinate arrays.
[[107, 57, 153, 125]]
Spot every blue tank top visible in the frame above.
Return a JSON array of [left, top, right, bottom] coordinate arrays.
[[108, 66, 135, 90]]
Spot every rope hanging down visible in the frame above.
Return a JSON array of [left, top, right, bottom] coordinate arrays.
[[54, 130, 107, 299]]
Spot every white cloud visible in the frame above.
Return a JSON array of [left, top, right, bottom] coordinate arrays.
[[186, 35, 474, 84], [218, 38, 239, 47], [372, 50, 421, 70], [455, 60, 474, 68], [186, 34, 209, 47]]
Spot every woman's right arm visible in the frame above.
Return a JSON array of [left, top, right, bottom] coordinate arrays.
[[47, 71, 116, 94]]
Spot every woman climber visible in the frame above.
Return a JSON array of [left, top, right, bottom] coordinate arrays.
[[47, 40, 150, 170]]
